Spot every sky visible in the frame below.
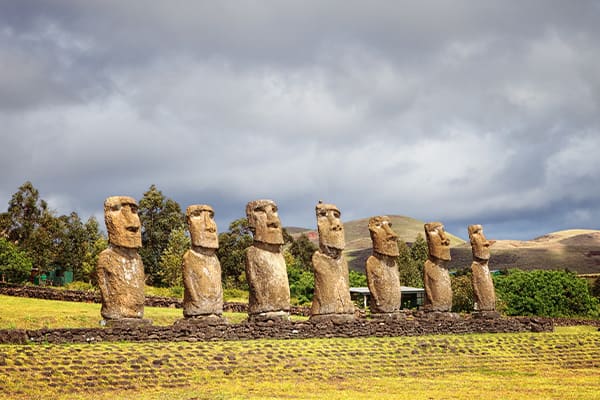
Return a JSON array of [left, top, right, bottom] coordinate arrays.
[[1, 1, 599, 241]]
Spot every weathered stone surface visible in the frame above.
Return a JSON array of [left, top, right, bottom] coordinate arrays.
[[469, 224, 497, 312], [182, 205, 223, 318], [310, 202, 355, 320], [245, 200, 290, 319], [183, 250, 223, 317], [97, 196, 145, 321], [422, 222, 452, 312], [366, 216, 402, 314]]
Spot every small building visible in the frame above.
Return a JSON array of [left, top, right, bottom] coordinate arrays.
[[350, 286, 425, 310]]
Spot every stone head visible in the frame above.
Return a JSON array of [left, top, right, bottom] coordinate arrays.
[[369, 216, 400, 257], [187, 204, 218, 249], [104, 196, 142, 249], [424, 222, 451, 261], [246, 199, 284, 245], [468, 224, 492, 261], [316, 202, 345, 250]]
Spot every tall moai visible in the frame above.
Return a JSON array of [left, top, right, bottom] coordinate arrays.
[[422, 222, 453, 312], [97, 196, 149, 325], [181, 205, 224, 321], [310, 201, 355, 323], [365, 216, 403, 317], [245, 199, 291, 321], [468, 224, 498, 316]]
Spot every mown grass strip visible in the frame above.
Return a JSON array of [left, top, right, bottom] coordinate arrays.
[[1, 326, 598, 399], [0, 295, 306, 329]]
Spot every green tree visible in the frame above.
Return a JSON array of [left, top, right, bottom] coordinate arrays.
[[285, 250, 314, 305], [397, 240, 423, 287], [410, 233, 429, 265], [0, 237, 33, 283], [79, 217, 107, 284], [5, 181, 48, 246], [157, 227, 190, 288], [54, 212, 88, 281], [138, 185, 184, 286], [494, 269, 600, 318], [289, 233, 317, 270], [3, 182, 63, 273], [217, 218, 253, 289]]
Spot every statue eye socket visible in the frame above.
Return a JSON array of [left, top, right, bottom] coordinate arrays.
[[254, 206, 265, 213], [111, 205, 121, 212], [318, 210, 327, 217], [333, 211, 340, 218], [130, 206, 138, 214]]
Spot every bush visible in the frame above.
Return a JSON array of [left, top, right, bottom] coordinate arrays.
[[63, 281, 96, 292], [0, 238, 33, 283], [349, 270, 367, 287], [494, 269, 600, 318], [451, 274, 474, 313]]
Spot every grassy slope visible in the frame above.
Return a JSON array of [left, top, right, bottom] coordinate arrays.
[[1, 326, 598, 399], [0, 295, 306, 330], [448, 229, 600, 273]]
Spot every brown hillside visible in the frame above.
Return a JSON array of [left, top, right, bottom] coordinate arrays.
[[447, 229, 600, 274], [288, 215, 466, 273]]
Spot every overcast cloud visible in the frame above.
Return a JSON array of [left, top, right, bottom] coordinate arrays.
[[1, 1, 599, 240]]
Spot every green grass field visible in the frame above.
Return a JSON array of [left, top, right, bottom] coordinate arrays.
[[1, 296, 599, 399]]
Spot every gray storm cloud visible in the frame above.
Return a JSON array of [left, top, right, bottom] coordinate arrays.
[[1, 1, 599, 239]]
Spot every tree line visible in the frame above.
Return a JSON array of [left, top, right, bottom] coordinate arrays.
[[1, 181, 598, 318], [0, 181, 427, 292]]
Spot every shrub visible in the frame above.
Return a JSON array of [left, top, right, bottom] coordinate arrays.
[[493, 269, 600, 318], [63, 281, 96, 292], [0, 237, 33, 283], [451, 274, 474, 313]]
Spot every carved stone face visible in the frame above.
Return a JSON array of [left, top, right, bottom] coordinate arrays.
[[246, 199, 284, 245], [104, 196, 142, 249], [468, 224, 490, 261], [187, 205, 218, 249], [424, 222, 451, 261], [316, 202, 345, 250], [369, 216, 400, 257]]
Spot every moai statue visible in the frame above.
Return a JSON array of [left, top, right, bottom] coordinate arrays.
[[245, 199, 291, 321], [310, 202, 355, 323], [181, 205, 224, 321], [422, 222, 453, 313], [365, 216, 403, 318], [97, 196, 149, 326], [468, 224, 498, 316]]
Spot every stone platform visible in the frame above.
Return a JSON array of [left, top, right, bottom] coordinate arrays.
[[0, 315, 553, 345]]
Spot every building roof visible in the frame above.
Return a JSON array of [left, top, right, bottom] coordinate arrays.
[[349, 286, 424, 295]]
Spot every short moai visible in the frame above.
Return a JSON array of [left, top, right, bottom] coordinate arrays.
[[97, 196, 149, 326], [245, 199, 291, 321], [181, 205, 224, 322], [422, 222, 453, 313], [310, 201, 355, 323], [365, 216, 403, 318], [468, 224, 498, 317]]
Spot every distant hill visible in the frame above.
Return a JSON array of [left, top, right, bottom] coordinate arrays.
[[448, 229, 600, 274], [288, 220, 600, 275], [287, 215, 465, 273]]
